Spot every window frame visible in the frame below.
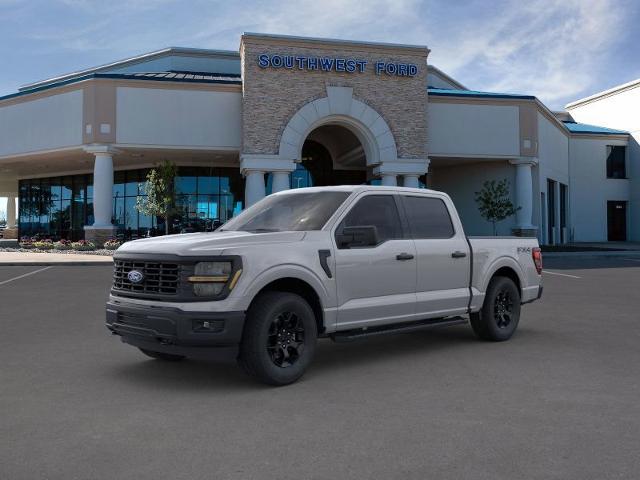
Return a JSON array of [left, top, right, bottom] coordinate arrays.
[[606, 145, 627, 179], [397, 194, 456, 240], [333, 192, 406, 249]]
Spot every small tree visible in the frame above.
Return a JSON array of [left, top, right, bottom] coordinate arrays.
[[136, 160, 178, 235], [474, 179, 519, 236]]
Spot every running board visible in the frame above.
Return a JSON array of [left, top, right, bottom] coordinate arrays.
[[330, 316, 467, 343]]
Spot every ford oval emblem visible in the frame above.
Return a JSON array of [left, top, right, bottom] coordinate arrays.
[[127, 270, 144, 284]]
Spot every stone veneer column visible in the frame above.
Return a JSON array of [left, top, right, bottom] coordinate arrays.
[[84, 145, 117, 245], [509, 157, 538, 237]]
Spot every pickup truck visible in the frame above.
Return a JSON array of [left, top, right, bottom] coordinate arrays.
[[106, 186, 543, 385]]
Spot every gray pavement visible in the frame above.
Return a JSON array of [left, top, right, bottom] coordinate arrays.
[[1, 258, 639, 479]]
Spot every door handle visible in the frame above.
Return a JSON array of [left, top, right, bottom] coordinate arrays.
[[451, 251, 467, 258], [396, 253, 414, 261]]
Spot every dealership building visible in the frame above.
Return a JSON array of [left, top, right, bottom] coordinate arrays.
[[0, 33, 637, 244]]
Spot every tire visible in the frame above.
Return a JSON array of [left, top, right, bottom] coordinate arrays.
[[139, 348, 186, 362], [238, 291, 317, 386], [470, 276, 521, 342]]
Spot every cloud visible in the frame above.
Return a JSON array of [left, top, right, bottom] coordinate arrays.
[[425, 0, 633, 108], [1, 0, 636, 109]]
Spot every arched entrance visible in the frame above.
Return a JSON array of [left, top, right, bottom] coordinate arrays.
[[299, 124, 368, 187], [242, 86, 428, 206]]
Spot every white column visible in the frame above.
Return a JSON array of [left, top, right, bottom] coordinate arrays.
[[271, 171, 290, 193], [402, 174, 420, 188], [510, 158, 537, 230], [380, 174, 397, 186], [92, 152, 115, 227], [6, 195, 16, 229], [245, 170, 266, 207]]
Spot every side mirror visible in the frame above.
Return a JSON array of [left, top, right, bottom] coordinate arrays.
[[336, 225, 379, 248]]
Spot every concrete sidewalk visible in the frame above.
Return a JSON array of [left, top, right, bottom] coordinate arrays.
[[0, 251, 113, 266]]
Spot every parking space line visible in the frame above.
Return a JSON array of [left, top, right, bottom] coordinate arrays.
[[0, 266, 52, 286], [542, 270, 581, 279]]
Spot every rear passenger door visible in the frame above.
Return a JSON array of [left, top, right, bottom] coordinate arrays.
[[333, 193, 417, 329], [400, 194, 470, 317]]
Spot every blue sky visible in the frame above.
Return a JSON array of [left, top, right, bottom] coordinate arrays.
[[1, 0, 639, 108], [1, 0, 640, 218]]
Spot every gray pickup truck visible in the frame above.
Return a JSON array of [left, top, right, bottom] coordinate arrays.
[[107, 186, 543, 385]]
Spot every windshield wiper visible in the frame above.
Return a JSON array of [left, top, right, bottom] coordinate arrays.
[[246, 228, 281, 233]]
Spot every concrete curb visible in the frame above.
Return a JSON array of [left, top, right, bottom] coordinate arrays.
[[543, 251, 640, 258]]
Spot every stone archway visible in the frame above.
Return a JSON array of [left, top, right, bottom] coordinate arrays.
[[278, 86, 398, 167]]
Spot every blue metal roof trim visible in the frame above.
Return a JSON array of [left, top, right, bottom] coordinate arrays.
[[562, 121, 628, 135], [0, 72, 242, 102], [427, 87, 536, 100]]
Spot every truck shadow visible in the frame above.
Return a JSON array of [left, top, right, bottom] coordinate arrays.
[[311, 325, 479, 373], [106, 324, 493, 390]]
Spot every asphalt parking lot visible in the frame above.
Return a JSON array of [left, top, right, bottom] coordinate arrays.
[[1, 257, 639, 480]]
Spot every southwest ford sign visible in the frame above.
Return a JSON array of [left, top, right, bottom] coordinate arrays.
[[257, 54, 418, 77]]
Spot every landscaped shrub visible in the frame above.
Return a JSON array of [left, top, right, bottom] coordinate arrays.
[[102, 239, 122, 250], [54, 239, 73, 250], [19, 237, 34, 249], [70, 240, 96, 251], [33, 239, 54, 250]]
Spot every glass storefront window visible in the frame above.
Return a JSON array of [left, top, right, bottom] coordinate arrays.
[[18, 166, 244, 240]]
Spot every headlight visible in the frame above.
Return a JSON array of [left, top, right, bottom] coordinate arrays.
[[189, 261, 235, 297]]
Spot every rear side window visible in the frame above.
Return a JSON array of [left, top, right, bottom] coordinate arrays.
[[402, 196, 455, 239], [339, 195, 403, 243]]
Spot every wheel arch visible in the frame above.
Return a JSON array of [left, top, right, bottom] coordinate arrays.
[[249, 277, 326, 334], [242, 265, 330, 334], [482, 257, 525, 296]]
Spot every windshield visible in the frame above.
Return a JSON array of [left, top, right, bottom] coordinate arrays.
[[221, 191, 350, 232]]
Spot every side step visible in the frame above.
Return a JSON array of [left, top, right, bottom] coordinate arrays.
[[330, 316, 467, 343]]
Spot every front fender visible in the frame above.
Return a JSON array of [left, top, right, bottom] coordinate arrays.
[[241, 263, 333, 310]]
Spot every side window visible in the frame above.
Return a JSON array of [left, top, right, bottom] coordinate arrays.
[[402, 196, 455, 239], [338, 195, 403, 244], [606, 145, 626, 179]]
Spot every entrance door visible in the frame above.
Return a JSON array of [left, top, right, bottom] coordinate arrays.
[[607, 201, 627, 241], [333, 193, 417, 329]]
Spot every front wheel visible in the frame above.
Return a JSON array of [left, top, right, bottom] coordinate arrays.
[[470, 276, 521, 341], [238, 292, 317, 386]]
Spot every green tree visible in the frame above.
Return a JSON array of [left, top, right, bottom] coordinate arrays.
[[474, 179, 520, 236], [136, 160, 178, 235]]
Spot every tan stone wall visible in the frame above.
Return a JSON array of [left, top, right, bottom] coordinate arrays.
[[241, 36, 429, 160]]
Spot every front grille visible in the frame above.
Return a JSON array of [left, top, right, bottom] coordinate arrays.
[[113, 260, 181, 295]]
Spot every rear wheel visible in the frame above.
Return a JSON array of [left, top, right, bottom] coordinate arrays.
[[239, 291, 317, 386], [470, 276, 521, 341], [138, 348, 185, 362]]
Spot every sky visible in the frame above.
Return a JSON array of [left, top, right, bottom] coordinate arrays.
[[1, 0, 639, 215]]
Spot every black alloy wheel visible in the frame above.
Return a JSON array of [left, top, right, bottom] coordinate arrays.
[[267, 311, 306, 368], [494, 289, 515, 328], [470, 276, 521, 341], [239, 291, 317, 386]]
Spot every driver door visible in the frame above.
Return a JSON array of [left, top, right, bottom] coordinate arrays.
[[333, 193, 417, 329]]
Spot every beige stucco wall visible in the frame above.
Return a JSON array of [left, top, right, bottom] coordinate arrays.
[[240, 35, 429, 160]]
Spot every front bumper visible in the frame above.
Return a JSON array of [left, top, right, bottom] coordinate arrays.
[[106, 300, 245, 362]]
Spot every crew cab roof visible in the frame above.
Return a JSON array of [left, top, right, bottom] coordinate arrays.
[[272, 185, 443, 195]]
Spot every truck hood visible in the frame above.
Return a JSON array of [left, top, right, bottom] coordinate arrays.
[[115, 231, 307, 256]]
